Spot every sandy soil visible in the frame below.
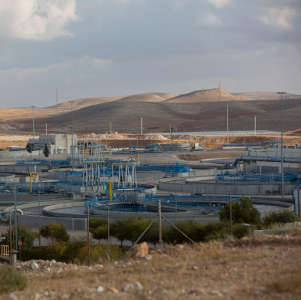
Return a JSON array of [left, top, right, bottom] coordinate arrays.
[[1, 231, 301, 300], [1, 133, 301, 150]]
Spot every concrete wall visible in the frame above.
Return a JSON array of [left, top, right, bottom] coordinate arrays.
[[246, 146, 301, 160], [0, 150, 40, 160], [159, 180, 295, 195]]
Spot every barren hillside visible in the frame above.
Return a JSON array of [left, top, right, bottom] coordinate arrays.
[[2, 97, 301, 134], [51, 96, 122, 112], [1, 89, 301, 134], [164, 88, 246, 103], [234, 91, 300, 101], [117, 93, 175, 103]]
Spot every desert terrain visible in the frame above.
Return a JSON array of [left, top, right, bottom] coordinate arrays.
[[1, 230, 301, 300], [0, 88, 300, 135]]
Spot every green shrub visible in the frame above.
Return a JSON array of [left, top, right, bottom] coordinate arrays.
[[166, 221, 200, 244], [141, 223, 171, 245], [111, 219, 130, 246], [92, 225, 108, 241], [76, 244, 123, 263], [232, 224, 251, 239], [0, 265, 27, 294], [60, 241, 86, 263], [202, 222, 229, 242], [219, 197, 261, 225], [2, 225, 35, 260], [21, 245, 60, 261], [89, 218, 107, 233], [40, 224, 69, 242], [141, 222, 159, 244], [263, 210, 297, 227], [111, 218, 149, 245]]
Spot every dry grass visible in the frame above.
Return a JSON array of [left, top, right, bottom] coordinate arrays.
[[2, 235, 301, 299], [267, 270, 301, 295]]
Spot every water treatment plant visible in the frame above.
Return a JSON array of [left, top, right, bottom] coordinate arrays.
[[0, 131, 300, 231]]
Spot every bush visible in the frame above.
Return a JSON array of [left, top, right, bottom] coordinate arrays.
[[21, 245, 60, 261], [40, 224, 69, 242], [0, 265, 27, 294], [89, 218, 107, 233], [92, 225, 108, 241], [141, 223, 171, 245], [263, 210, 297, 227], [60, 241, 86, 263], [202, 222, 229, 242], [20, 241, 123, 263], [111, 219, 130, 246], [141, 222, 159, 244], [165, 221, 200, 244], [2, 225, 35, 260], [76, 244, 123, 263], [232, 224, 251, 239], [219, 197, 261, 225], [111, 218, 149, 246]]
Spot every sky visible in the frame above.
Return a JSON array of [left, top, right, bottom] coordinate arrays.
[[0, 0, 300, 107]]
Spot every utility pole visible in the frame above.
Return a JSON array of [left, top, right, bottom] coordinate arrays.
[[107, 205, 111, 260], [87, 205, 91, 266], [56, 88, 59, 105], [45, 123, 48, 136], [226, 104, 229, 144], [158, 199, 163, 245], [109, 121, 112, 134], [14, 186, 18, 255], [32, 106, 36, 137], [140, 117, 143, 136], [228, 194, 232, 235], [280, 129, 284, 200], [254, 116, 257, 135], [298, 187, 301, 219], [9, 210, 12, 265]]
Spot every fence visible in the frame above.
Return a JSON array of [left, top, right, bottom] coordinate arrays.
[[18, 215, 87, 231]]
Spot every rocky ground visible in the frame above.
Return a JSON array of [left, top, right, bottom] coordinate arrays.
[[1, 231, 301, 300]]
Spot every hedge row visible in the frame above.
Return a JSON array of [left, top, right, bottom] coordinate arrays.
[[21, 241, 123, 263], [89, 217, 253, 245]]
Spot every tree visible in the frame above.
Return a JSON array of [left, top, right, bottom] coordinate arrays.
[[263, 210, 297, 227], [92, 225, 108, 241], [111, 219, 129, 247], [219, 197, 261, 225], [40, 224, 69, 242], [3, 225, 35, 251], [89, 218, 107, 234], [165, 221, 199, 244], [111, 218, 149, 246]]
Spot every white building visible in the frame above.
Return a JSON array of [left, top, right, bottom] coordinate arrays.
[[26, 134, 77, 155]]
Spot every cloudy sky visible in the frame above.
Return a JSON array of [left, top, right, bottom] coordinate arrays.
[[0, 0, 300, 107]]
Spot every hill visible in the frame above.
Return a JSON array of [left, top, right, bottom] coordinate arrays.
[[51, 96, 121, 112], [1, 89, 301, 134], [164, 88, 246, 103], [117, 93, 175, 103], [4, 97, 300, 134], [234, 91, 300, 101]]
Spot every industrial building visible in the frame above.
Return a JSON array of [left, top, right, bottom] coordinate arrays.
[[26, 134, 77, 154], [0, 134, 300, 232]]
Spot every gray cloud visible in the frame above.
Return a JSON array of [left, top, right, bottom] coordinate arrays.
[[0, 0, 300, 107]]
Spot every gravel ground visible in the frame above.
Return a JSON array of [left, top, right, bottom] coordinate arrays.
[[1, 230, 301, 300]]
